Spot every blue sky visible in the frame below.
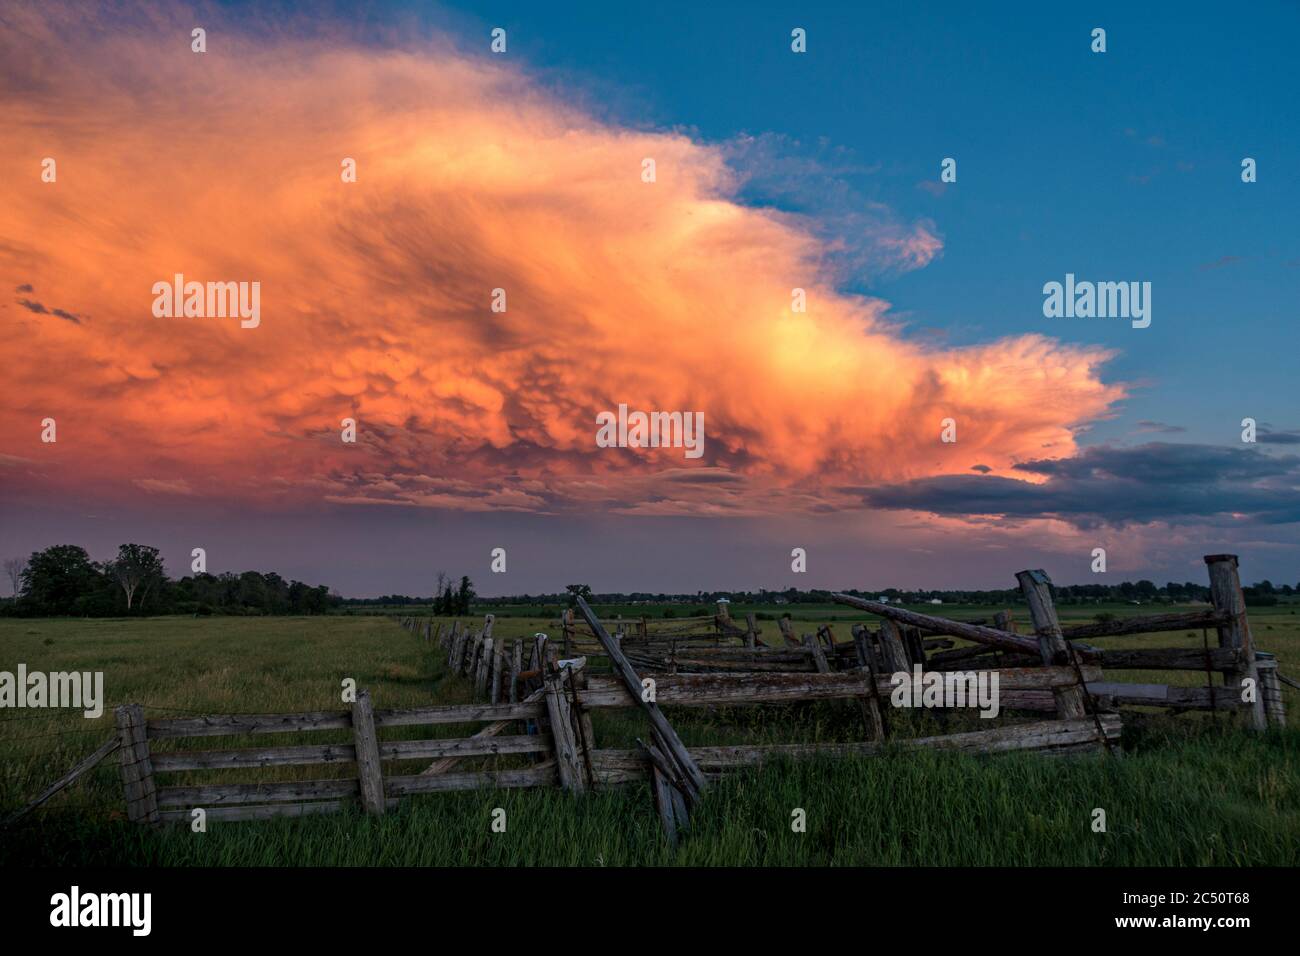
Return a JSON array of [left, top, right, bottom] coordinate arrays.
[[402, 0, 1300, 446]]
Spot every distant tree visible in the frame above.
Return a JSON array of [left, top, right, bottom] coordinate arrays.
[[4, 557, 27, 599], [434, 571, 448, 613], [20, 545, 100, 615], [237, 571, 269, 611], [105, 543, 166, 611], [263, 572, 290, 613], [565, 584, 593, 608], [287, 580, 311, 613], [455, 575, 475, 615]]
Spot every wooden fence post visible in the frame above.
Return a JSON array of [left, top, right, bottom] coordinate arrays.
[[446, 621, 462, 666], [544, 665, 587, 793], [716, 600, 732, 639], [351, 689, 385, 815], [455, 624, 472, 673], [745, 612, 760, 649], [645, 737, 689, 845], [1015, 570, 1088, 720], [851, 625, 888, 741], [878, 620, 910, 676], [803, 633, 830, 674], [115, 704, 159, 825], [476, 637, 494, 698], [1204, 554, 1267, 731], [561, 609, 574, 656], [510, 639, 523, 704], [778, 616, 799, 647], [1256, 653, 1286, 727], [490, 638, 506, 705], [465, 629, 483, 678], [903, 628, 926, 667]]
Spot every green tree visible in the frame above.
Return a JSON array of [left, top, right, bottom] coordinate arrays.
[[455, 575, 475, 615], [565, 584, 593, 608], [105, 543, 166, 611], [20, 545, 101, 615]]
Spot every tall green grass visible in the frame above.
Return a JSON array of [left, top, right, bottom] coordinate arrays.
[[5, 722, 1296, 866], [3, 613, 1298, 866]]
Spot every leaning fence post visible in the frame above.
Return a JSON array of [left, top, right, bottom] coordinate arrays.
[[778, 616, 799, 647], [1204, 554, 1267, 731], [114, 704, 159, 825], [575, 596, 706, 799], [1016, 570, 1088, 720], [544, 665, 587, 793], [351, 689, 385, 815], [803, 633, 830, 674]]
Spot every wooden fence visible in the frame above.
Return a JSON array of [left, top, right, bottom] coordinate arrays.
[[103, 604, 1121, 838], [10, 552, 1282, 839], [502, 553, 1286, 729], [832, 553, 1284, 730], [554, 605, 755, 656]]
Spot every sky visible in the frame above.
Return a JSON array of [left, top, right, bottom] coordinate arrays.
[[1, 0, 1297, 597]]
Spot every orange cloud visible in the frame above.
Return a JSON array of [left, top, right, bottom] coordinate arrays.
[[0, 4, 1125, 517]]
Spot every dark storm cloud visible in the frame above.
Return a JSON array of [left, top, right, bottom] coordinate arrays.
[[1258, 429, 1300, 445], [861, 443, 1300, 529]]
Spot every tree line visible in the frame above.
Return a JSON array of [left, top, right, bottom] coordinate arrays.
[[2, 544, 341, 617], [467, 580, 1296, 608]]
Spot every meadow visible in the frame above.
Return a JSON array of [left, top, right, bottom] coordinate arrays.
[[2, 604, 1298, 866]]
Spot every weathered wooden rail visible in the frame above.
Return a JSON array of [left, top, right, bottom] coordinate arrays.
[[830, 553, 1283, 730]]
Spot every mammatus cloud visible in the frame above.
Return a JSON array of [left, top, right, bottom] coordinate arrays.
[[0, 3, 1124, 519]]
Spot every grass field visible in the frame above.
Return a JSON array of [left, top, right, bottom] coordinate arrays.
[[3, 606, 1299, 866]]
